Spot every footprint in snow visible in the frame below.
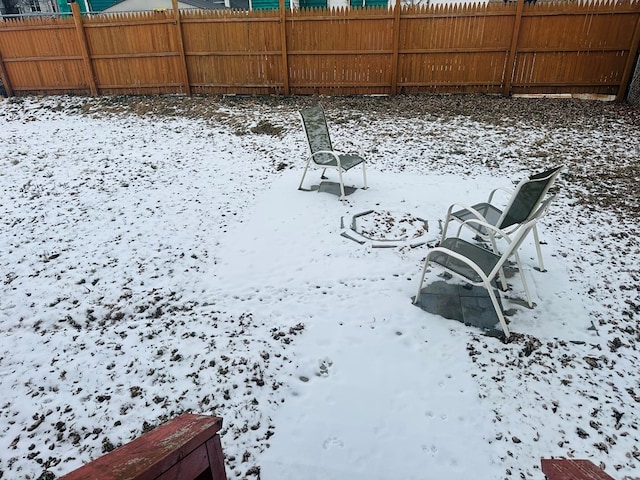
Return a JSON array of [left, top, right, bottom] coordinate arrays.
[[421, 444, 438, 456], [322, 437, 344, 449], [316, 358, 333, 377]]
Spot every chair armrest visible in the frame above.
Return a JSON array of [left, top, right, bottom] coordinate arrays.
[[445, 202, 489, 224], [487, 186, 514, 204], [442, 202, 489, 241], [455, 218, 515, 243], [309, 150, 343, 169], [310, 149, 342, 158]]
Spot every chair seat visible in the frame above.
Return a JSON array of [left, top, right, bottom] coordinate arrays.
[[314, 153, 365, 170], [451, 203, 503, 236], [430, 238, 500, 283]]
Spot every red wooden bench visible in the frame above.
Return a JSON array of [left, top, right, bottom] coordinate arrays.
[[61, 414, 227, 480], [541, 459, 615, 480]]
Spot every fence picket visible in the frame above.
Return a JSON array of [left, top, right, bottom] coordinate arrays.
[[172, 0, 191, 96], [617, 6, 640, 100], [71, 2, 97, 95], [0, 50, 12, 96]]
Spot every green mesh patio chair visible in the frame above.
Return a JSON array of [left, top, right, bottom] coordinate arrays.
[[413, 197, 555, 340], [441, 166, 563, 273], [298, 104, 368, 200]]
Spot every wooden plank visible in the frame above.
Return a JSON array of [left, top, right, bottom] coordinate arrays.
[[541, 459, 615, 480], [191, 82, 284, 87], [90, 52, 181, 60], [400, 47, 509, 54], [94, 82, 185, 89], [516, 46, 637, 53], [83, 19, 176, 28], [279, 0, 290, 95], [172, 0, 191, 96], [0, 23, 76, 32], [71, 2, 97, 96], [288, 49, 391, 55], [155, 443, 210, 480], [11, 84, 96, 91], [60, 414, 224, 480], [1, 55, 84, 63], [617, 9, 640, 101], [400, 83, 503, 88], [0, 50, 15, 97], [521, 7, 640, 17], [205, 435, 228, 480], [503, 0, 524, 96], [390, 0, 402, 95], [282, 13, 395, 21], [182, 17, 281, 24], [186, 51, 281, 56]]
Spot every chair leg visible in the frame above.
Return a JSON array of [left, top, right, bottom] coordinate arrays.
[[513, 251, 533, 308], [441, 205, 462, 241], [441, 212, 453, 241], [337, 168, 346, 200], [361, 162, 368, 189], [298, 158, 312, 190], [486, 282, 510, 339], [488, 233, 508, 291], [532, 225, 546, 272], [413, 258, 431, 304]]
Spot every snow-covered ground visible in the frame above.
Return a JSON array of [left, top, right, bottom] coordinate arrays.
[[0, 94, 639, 480]]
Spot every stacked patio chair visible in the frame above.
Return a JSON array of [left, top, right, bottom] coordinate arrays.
[[413, 195, 556, 340], [441, 165, 564, 273]]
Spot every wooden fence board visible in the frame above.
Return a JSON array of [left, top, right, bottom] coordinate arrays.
[[518, 6, 638, 50], [0, 16, 86, 92], [286, 6, 394, 94], [71, 2, 97, 95], [508, 0, 638, 95], [179, 9, 283, 92], [0, 0, 638, 97], [399, 2, 513, 94]]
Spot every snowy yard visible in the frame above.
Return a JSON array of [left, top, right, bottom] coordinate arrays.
[[0, 94, 639, 480]]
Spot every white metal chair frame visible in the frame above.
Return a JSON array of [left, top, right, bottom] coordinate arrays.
[[414, 197, 555, 340], [441, 166, 563, 272], [297, 105, 368, 200]]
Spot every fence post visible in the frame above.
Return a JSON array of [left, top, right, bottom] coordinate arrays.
[[0, 51, 14, 97], [503, 0, 525, 97], [390, 0, 401, 95], [71, 1, 98, 96], [279, 0, 290, 95], [172, 0, 191, 96], [616, 9, 640, 102]]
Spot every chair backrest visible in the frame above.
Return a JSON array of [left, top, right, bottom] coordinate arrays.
[[498, 166, 564, 229], [299, 105, 335, 164], [530, 194, 556, 223]]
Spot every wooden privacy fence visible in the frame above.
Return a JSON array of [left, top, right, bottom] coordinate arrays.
[[0, 0, 639, 99]]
